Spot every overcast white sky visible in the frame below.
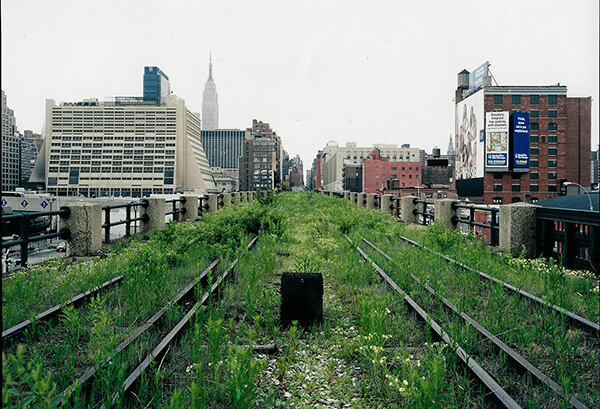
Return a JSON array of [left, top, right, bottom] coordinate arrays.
[[2, 0, 598, 170]]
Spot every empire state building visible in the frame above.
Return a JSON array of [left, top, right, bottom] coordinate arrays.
[[202, 54, 219, 130]]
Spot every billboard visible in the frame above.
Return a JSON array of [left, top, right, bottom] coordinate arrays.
[[455, 90, 484, 180], [512, 112, 530, 171], [469, 61, 489, 92], [485, 111, 509, 171]]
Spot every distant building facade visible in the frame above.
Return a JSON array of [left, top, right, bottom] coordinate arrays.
[[342, 164, 362, 192], [200, 129, 247, 170], [2, 90, 20, 191], [21, 130, 42, 186], [30, 95, 216, 197], [143, 66, 170, 104], [238, 120, 282, 191], [317, 141, 421, 193], [363, 149, 421, 194], [202, 54, 218, 130], [591, 149, 598, 185]]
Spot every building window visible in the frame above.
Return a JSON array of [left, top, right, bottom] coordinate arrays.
[[530, 110, 539, 118], [530, 184, 539, 192], [548, 185, 558, 192], [548, 148, 557, 156], [512, 95, 521, 105], [530, 95, 539, 105], [548, 95, 557, 105], [512, 185, 520, 192], [530, 123, 539, 131], [493, 173, 503, 180], [548, 172, 557, 180], [530, 172, 539, 180], [548, 135, 557, 143], [548, 123, 557, 131], [492, 197, 503, 204], [493, 184, 502, 192], [548, 160, 557, 168], [548, 110, 557, 118], [530, 148, 539, 156], [530, 135, 539, 143], [494, 95, 503, 105], [541, 136, 545, 143]]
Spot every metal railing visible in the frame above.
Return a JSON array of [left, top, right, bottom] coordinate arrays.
[[2, 208, 71, 267], [101, 200, 149, 243], [451, 203, 499, 246], [390, 197, 401, 218], [536, 207, 599, 271], [165, 197, 187, 221], [413, 198, 435, 226]]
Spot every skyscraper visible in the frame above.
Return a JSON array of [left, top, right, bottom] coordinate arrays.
[[143, 66, 170, 104], [202, 54, 219, 130], [2, 90, 20, 191]]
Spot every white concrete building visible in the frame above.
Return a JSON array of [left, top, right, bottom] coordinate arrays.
[[30, 95, 216, 197]]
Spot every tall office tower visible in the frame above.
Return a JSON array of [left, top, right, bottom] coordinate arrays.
[[2, 90, 20, 191], [201, 129, 247, 170], [202, 54, 219, 130], [143, 66, 170, 104], [30, 95, 217, 197]]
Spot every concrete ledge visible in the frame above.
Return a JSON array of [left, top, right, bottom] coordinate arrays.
[[61, 202, 102, 257], [366, 194, 377, 209], [500, 203, 537, 257]]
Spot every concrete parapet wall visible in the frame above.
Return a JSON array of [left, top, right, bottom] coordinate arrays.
[[434, 199, 458, 230], [221, 193, 232, 207], [359, 193, 368, 207], [401, 195, 418, 224], [61, 202, 102, 257], [206, 194, 218, 213], [350, 192, 357, 205], [344, 192, 351, 201], [366, 194, 377, 209], [500, 203, 537, 257], [141, 198, 165, 234], [181, 195, 199, 221]]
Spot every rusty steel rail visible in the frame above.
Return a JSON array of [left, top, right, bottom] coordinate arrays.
[[58, 257, 222, 405], [2, 275, 123, 343], [100, 235, 259, 409], [361, 237, 589, 409], [344, 236, 521, 409], [396, 234, 599, 335]]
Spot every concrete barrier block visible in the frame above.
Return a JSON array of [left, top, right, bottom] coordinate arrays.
[[141, 198, 165, 234], [366, 194, 377, 209], [401, 195, 418, 224], [381, 194, 394, 215], [500, 203, 537, 257], [434, 199, 458, 230], [180, 195, 198, 221], [221, 193, 232, 207], [61, 202, 102, 257]]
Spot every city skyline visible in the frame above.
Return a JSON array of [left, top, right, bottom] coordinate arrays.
[[1, 0, 598, 169]]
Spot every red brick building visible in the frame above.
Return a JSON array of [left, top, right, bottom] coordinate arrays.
[[455, 80, 591, 204], [363, 149, 421, 194], [483, 87, 590, 204]]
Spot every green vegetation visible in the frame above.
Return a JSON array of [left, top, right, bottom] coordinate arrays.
[[3, 192, 598, 408]]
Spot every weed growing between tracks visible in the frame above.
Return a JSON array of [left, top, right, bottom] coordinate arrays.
[[3, 192, 598, 408]]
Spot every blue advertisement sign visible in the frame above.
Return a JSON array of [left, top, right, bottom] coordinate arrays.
[[469, 61, 489, 91], [511, 112, 530, 171], [486, 152, 508, 167]]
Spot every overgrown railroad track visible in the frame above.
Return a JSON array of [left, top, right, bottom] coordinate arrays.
[[4, 192, 598, 408], [356, 237, 593, 409]]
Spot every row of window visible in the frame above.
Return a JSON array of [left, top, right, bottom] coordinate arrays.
[[493, 183, 557, 192], [494, 95, 558, 105], [530, 123, 558, 131]]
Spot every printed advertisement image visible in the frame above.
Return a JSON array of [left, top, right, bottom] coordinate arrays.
[[455, 90, 484, 180], [485, 111, 509, 170]]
